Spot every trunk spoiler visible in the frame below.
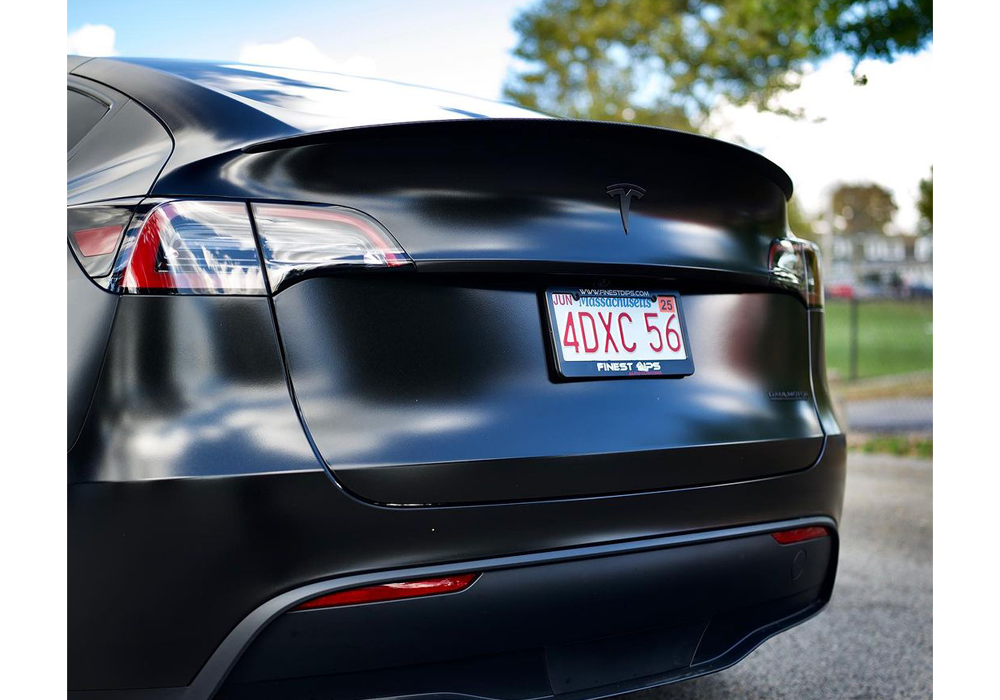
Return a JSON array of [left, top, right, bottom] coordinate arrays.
[[239, 118, 793, 200]]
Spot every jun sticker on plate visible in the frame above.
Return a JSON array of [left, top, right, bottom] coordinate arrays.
[[544, 288, 695, 379]]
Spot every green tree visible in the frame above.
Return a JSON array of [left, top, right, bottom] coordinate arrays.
[[787, 196, 817, 241], [505, 0, 933, 132], [830, 183, 897, 235], [917, 167, 932, 233]]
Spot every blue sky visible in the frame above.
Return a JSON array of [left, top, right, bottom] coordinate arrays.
[[68, 1, 932, 230], [68, 0, 534, 101]]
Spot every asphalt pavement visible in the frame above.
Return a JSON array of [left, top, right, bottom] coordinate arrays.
[[636, 452, 933, 700], [842, 397, 933, 433]]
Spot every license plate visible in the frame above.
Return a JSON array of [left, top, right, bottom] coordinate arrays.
[[544, 288, 695, 379]]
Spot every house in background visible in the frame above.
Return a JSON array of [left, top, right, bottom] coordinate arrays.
[[824, 232, 932, 299]]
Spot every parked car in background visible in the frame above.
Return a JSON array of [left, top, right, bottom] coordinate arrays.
[[826, 282, 856, 300]]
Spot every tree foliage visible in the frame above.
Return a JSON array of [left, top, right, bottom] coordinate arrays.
[[505, 0, 933, 132], [787, 196, 817, 241], [831, 183, 898, 235], [917, 167, 932, 233]]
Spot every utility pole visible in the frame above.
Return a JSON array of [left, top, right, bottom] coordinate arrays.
[[849, 294, 859, 381]]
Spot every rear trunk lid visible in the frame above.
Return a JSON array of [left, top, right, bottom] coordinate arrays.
[[174, 120, 823, 505]]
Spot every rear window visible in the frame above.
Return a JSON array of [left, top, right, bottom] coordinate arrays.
[[68, 89, 108, 152]]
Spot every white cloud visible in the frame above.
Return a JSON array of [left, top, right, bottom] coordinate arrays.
[[67, 24, 118, 57], [238, 37, 377, 77], [710, 48, 933, 233]]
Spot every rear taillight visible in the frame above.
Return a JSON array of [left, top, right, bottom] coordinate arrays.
[[100, 199, 410, 294], [801, 242, 824, 308], [251, 203, 413, 292], [771, 526, 831, 544], [111, 201, 266, 294], [768, 237, 824, 308], [292, 574, 478, 611]]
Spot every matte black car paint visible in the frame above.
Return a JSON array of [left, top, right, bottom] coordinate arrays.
[[67, 57, 846, 698], [67, 244, 119, 448], [274, 278, 823, 504]]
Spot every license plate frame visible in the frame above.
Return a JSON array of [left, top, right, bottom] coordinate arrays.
[[544, 287, 695, 379]]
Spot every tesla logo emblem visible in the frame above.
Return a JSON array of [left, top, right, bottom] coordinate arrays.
[[606, 183, 646, 234]]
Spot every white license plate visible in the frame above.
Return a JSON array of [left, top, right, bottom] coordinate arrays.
[[544, 288, 695, 379]]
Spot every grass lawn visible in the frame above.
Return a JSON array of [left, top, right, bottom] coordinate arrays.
[[825, 299, 933, 380], [850, 433, 933, 458]]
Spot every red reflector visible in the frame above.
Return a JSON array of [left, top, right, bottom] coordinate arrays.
[[771, 526, 830, 545], [73, 225, 122, 257], [293, 574, 478, 611]]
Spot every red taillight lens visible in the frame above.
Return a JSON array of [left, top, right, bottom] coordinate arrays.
[[293, 574, 478, 611], [251, 203, 412, 292], [104, 200, 410, 294], [73, 225, 122, 257], [771, 526, 831, 545], [111, 201, 265, 294]]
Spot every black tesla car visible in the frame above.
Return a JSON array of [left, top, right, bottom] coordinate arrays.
[[68, 56, 845, 700]]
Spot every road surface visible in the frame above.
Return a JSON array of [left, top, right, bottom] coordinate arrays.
[[843, 397, 933, 433]]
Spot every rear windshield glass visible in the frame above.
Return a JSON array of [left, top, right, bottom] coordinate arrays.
[[119, 59, 548, 132], [68, 89, 109, 151]]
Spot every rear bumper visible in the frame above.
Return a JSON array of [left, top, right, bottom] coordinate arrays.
[[68, 514, 837, 700], [216, 518, 837, 700], [69, 436, 845, 698]]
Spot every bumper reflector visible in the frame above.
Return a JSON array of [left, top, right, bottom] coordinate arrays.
[[292, 573, 478, 611], [771, 526, 831, 545], [73, 225, 122, 257]]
